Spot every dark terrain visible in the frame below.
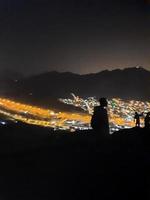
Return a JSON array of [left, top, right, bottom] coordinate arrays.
[[0, 122, 149, 200]]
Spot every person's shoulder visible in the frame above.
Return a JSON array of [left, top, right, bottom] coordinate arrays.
[[94, 106, 100, 111], [94, 106, 107, 112]]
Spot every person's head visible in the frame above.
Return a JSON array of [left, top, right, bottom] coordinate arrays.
[[99, 97, 108, 107]]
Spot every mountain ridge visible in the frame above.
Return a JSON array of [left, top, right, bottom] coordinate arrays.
[[0, 67, 150, 108]]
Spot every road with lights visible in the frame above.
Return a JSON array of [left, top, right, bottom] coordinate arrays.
[[0, 97, 90, 130]]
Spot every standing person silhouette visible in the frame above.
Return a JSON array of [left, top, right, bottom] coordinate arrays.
[[134, 112, 140, 127], [145, 112, 150, 128], [91, 97, 109, 135]]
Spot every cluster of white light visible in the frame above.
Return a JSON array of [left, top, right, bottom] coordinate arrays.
[[59, 94, 150, 129]]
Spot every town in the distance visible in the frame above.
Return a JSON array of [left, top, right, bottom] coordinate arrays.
[[0, 93, 149, 134]]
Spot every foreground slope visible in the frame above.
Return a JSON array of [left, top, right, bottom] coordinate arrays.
[[0, 123, 149, 200]]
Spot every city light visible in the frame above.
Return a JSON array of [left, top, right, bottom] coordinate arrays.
[[59, 94, 150, 132], [0, 97, 90, 130], [0, 95, 149, 133]]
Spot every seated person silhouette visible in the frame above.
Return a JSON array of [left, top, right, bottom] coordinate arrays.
[[91, 97, 109, 135], [145, 112, 150, 128]]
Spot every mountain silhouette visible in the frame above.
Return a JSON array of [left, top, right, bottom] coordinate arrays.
[[0, 69, 24, 97], [1, 67, 150, 109]]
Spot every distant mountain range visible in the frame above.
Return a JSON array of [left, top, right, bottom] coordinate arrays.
[[0, 67, 150, 108]]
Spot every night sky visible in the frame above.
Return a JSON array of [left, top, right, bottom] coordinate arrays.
[[0, 0, 150, 75]]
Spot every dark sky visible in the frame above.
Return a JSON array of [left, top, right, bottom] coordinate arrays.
[[0, 0, 150, 75]]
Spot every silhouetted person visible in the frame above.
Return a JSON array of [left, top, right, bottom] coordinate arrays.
[[145, 112, 150, 128], [134, 112, 141, 127], [91, 97, 109, 135]]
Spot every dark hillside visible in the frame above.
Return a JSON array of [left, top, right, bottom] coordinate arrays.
[[0, 123, 149, 199], [1, 67, 150, 110], [17, 67, 150, 100]]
